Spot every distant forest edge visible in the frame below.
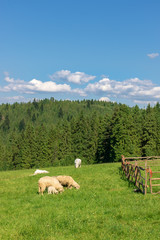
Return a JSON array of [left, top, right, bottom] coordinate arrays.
[[0, 98, 160, 171]]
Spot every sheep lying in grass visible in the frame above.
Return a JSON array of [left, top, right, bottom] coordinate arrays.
[[33, 169, 49, 175], [56, 175, 80, 189], [74, 158, 81, 168], [38, 176, 64, 195], [48, 186, 58, 195]]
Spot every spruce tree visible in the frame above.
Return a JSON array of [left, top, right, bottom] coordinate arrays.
[[110, 104, 140, 161], [47, 127, 60, 166], [18, 125, 37, 169], [57, 120, 73, 165], [154, 102, 160, 155], [142, 104, 157, 156], [35, 124, 49, 167]]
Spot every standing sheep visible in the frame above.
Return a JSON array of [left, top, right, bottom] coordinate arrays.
[[74, 158, 81, 168], [38, 176, 64, 195], [56, 175, 80, 189]]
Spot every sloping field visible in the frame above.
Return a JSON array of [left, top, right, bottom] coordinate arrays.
[[0, 163, 160, 240]]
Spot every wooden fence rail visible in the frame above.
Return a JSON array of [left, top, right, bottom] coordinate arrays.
[[121, 155, 160, 195]]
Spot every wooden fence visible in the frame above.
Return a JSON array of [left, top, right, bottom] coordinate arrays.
[[121, 155, 160, 195]]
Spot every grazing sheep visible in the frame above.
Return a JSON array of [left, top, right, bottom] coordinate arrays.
[[48, 186, 58, 195], [56, 175, 80, 189], [33, 169, 49, 175], [74, 158, 81, 168], [38, 176, 64, 195]]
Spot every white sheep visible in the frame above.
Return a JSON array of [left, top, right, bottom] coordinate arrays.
[[38, 176, 64, 195], [74, 158, 81, 168], [56, 175, 80, 189], [33, 169, 49, 175], [48, 186, 58, 195]]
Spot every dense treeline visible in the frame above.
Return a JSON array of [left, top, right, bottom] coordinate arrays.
[[0, 98, 160, 171]]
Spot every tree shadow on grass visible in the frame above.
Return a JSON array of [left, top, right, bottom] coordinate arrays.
[[118, 166, 141, 194]]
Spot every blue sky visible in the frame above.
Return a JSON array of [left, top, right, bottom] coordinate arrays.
[[0, 0, 160, 107]]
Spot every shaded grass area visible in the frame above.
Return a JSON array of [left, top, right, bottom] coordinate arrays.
[[0, 163, 160, 240], [125, 159, 160, 194]]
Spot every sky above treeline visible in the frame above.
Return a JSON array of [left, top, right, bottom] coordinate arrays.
[[0, 0, 160, 107]]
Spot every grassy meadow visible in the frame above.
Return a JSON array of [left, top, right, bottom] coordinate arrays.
[[0, 163, 160, 240]]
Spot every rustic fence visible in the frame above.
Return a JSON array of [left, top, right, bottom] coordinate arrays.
[[121, 155, 160, 195]]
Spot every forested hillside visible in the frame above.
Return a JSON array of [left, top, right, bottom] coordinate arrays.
[[0, 98, 160, 171]]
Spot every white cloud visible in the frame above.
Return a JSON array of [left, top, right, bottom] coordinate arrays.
[[138, 86, 160, 98], [134, 100, 158, 106], [50, 70, 96, 84], [85, 78, 113, 92], [1, 75, 72, 94], [99, 97, 111, 102], [1, 72, 160, 107], [72, 88, 87, 96], [4, 72, 24, 84], [85, 77, 158, 104], [5, 76, 15, 83], [147, 53, 159, 59], [29, 79, 71, 92]]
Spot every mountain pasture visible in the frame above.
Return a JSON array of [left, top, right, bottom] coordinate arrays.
[[0, 163, 160, 240]]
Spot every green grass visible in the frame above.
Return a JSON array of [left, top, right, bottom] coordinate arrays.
[[0, 163, 160, 240]]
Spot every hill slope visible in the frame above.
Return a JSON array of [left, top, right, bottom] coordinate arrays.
[[0, 163, 159, 240]]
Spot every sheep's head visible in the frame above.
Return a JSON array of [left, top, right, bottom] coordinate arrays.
[[75, 184, 80, 189]]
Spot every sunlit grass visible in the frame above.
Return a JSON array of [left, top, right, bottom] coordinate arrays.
[[0, 163, 160, 240]]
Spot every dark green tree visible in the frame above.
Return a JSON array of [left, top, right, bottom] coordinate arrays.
[[2, 114, 10, 131], [0, 112, 2, 122], [142, 104, 157, 156], [154, 102, 160, 155], [96, 114, 112, 163], [18, 125, 37, 169], [110, 104, 141, 161], [19, 119, 26, 131], [35, 124, 49, 167], [58, 107, 64, 118], [57, 121, 73, 165], [32, 113, 36, 122], [47, 127, 60, 166]]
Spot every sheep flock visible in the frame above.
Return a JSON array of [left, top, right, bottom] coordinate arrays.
[[37, 158, 81, 195]]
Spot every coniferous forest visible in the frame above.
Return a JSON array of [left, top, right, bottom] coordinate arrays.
[[0, 98, 160, 171]]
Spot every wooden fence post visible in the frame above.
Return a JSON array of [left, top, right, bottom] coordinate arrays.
[[135, 161, 137, 186], [121, 155, 125, 172], [149, 166, 152, 194], [131, 164, 133, 182], [145, 160, 147, 195]]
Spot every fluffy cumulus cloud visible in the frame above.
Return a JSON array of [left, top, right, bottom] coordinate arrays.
[[29, 79, 71, 92], [147, 53, 159, 59], [99, 97, 111, 102], [1, 71, 160, 106], [2, 74, 71, 94], [85, 77, 159, 104], [50, 70, 96, 84]]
